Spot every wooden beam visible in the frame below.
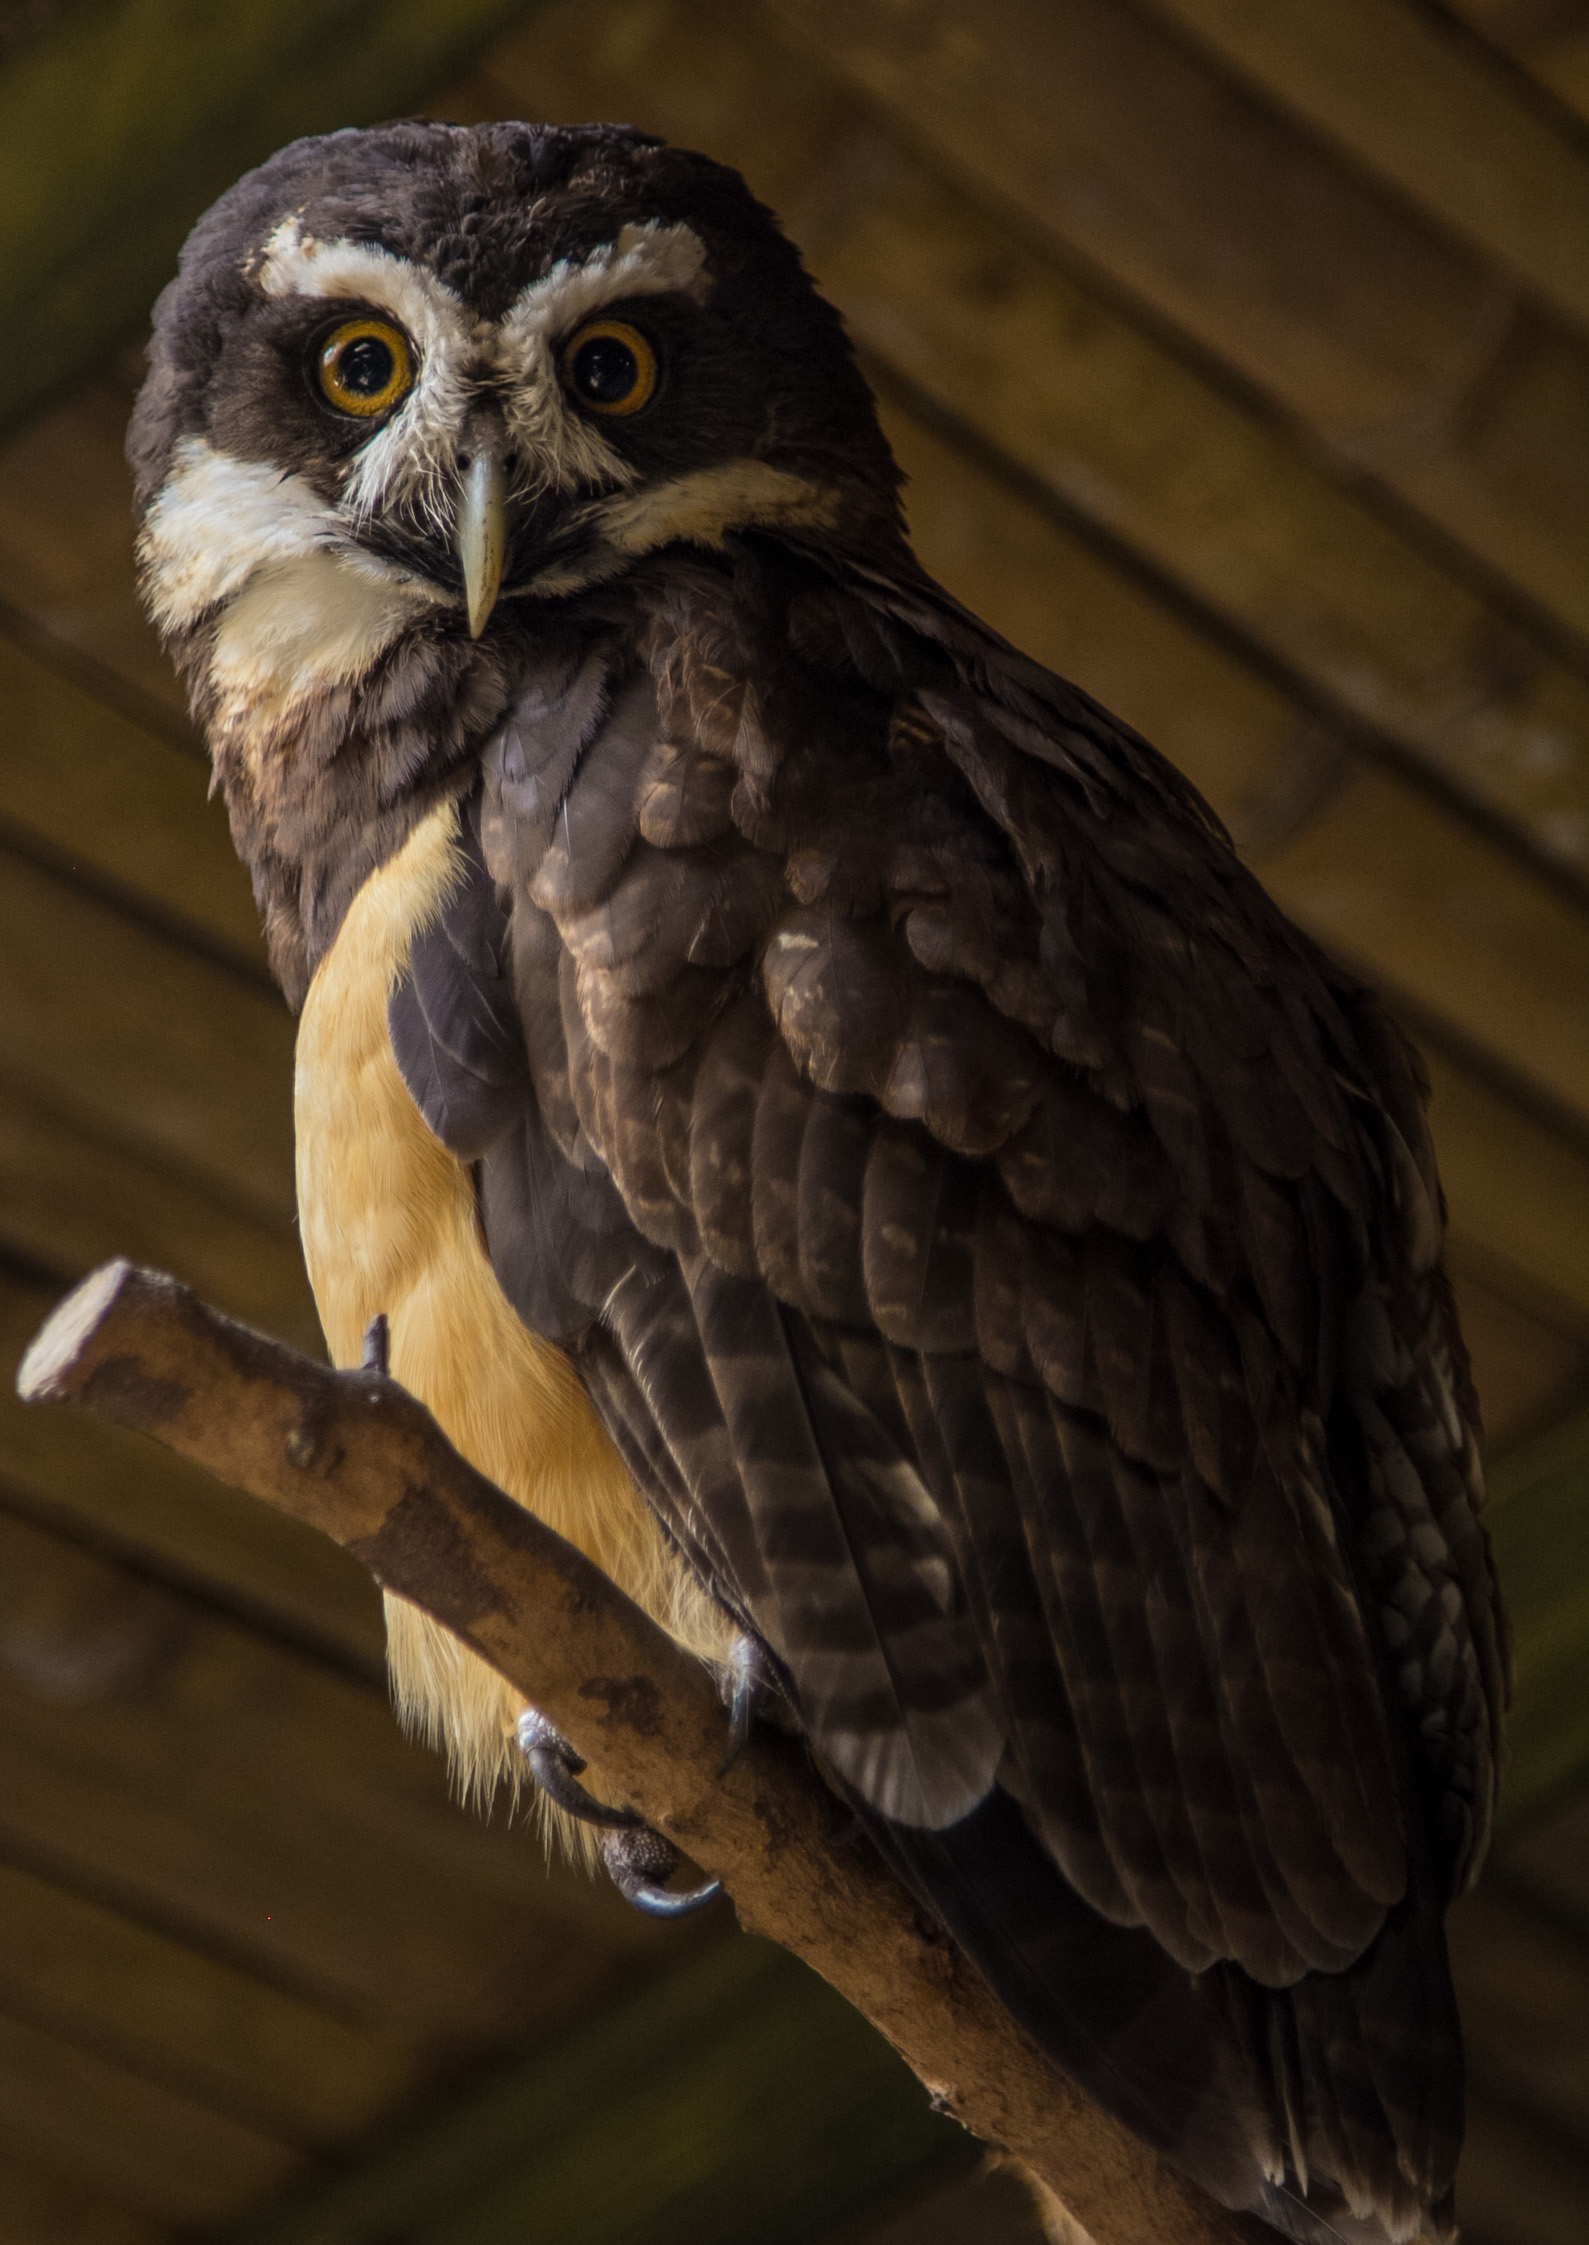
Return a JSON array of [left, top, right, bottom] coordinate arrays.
[[0, 376, 193, 719], [1257, 765, 1589, 1126], [0, 2130, 165, 2245], [236, 1938, 978, 2245], [0, 0, 547, 438], [1444, 1262, 1585, 1445], [1441, 3, 1589, 134], [0, 2008, 293, 2229], [1499, 1790, 1589, 1939], [1455, 2085, 1589, 2245], [0, 848, 296, 1217], [0, 634, 266, 971], [0, 1271, 373, 1670], [0, 1496, 668, 2050], [0, 1855, 410, 2148], [1419, 1046, 1589, 1335], [1446, 1885, 1589, 2145], [750, 0, 1589, 654], [1147, 0, 1589, 335], [0, 1073, 319, 1357]]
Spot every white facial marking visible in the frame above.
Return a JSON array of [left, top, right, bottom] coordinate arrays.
[[139, 439, 343, 633], [496, 221, 710, 499], [138, 437, 442, 739], [254, 214, 713, 524], [527, 459, 841, 595], [142, 220, 748, 746], [258, 218, 484, 530], [208, 547, 439, 737]]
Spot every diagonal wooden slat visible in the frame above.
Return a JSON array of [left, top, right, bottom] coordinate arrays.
[[0, 634, 265, 969], [0, 1857, 410, 2148], [1441, 2, 1589, 134], [1447, 1884, 1589, 2145], [234, 1939, 978, 2245], [0, 375, 193, 718], [1148, 0, 1589, 335], [1456, 2086, 1589, 2245], [0, 2006, 296, 2228], [0, 0, 551, 438], [0, 2122, 166, 2245], [757, 0, 1589, 657], [0, 1500, 673, 2041], [0, 850, 295, 1217]]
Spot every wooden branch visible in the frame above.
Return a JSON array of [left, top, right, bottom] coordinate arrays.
[[18, 1260, 1263, 2245]]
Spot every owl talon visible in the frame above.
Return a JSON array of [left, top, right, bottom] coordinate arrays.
[[718, 1632, 780, 1776], [599, 1824, 722, 1918], [516, 1708, 641, 1831], [517, 1711, 720, 1916], [361, 1312, 389, 1375]]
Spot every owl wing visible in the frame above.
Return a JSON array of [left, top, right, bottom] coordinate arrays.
[[388, 550, 1506, 2233]]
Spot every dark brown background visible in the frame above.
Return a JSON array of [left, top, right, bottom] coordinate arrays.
[[0, 3, 1585, 2239]]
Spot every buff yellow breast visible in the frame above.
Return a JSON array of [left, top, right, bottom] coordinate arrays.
[[293, 797, 729, 1816]]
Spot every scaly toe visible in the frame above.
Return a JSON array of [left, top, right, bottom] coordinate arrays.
[[600, 1823, 722, 1918]]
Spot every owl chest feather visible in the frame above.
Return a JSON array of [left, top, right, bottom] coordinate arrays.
[[293, 794, 722, 1802]]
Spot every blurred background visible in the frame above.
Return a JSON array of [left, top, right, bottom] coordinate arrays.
[[0, 3, 1586, 2240]]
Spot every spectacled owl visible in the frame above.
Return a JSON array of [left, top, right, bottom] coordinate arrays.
[[127, 120, 1507, 2245]]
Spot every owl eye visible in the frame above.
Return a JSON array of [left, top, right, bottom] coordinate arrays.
[[560, 320, 658, 417], [317, 318, 414, 417]]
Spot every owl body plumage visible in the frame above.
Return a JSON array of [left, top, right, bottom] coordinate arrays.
[[131, 120, 1507, 2245]]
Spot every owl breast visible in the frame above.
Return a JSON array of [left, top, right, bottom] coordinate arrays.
[[292, 794, 726, 1810]]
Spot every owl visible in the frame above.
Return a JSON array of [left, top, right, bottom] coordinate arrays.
[[128, 121, 1506, 2245]]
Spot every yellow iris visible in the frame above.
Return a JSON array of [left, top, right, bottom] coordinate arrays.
[[560, 320, 659, 417], [318, 319, 414, 418]]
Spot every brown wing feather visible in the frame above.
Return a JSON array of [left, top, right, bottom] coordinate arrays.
[[394, 545, 1500, 2235], [474, 552, 1499, 1955]]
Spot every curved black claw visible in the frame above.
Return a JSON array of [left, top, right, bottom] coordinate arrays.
[[718, 1632, 780, 1777], [516, 1709, 640, 1831], [599, 1824, 722, 1919], [361, 1312, 390, 1375]]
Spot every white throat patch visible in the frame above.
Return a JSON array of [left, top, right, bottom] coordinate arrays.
[[138, 437, 445, 747]]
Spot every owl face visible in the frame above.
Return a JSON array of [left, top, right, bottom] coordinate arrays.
[[129, 123, 901, 735]]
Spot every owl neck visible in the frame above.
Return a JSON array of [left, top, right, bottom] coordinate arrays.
[[185, 619, 518, 1011]]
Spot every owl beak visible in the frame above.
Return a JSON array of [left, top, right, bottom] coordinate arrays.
[[457, 446, 508, 638]]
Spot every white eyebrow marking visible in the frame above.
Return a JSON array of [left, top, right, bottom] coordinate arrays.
[[497, 219, 711, 343], [248, 215, 714, 522], [256, 216, 483, 531], [494, 222, 712, 501]]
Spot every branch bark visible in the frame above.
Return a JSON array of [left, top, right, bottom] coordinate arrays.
[[18, 1260, 1263, 2245]]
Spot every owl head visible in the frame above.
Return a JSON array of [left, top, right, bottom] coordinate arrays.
[[129, 120, 904, 693]]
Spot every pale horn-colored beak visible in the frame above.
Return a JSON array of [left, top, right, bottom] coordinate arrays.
[[457, 445, 508, 639]]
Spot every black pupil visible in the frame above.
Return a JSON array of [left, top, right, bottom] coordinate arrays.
[[338, 335, 395, 396], [573, 334, 639, 404]]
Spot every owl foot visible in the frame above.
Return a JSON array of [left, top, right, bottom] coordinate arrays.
[[516, 1708, 721, 1918], [517, 1707, 639, 1828]]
